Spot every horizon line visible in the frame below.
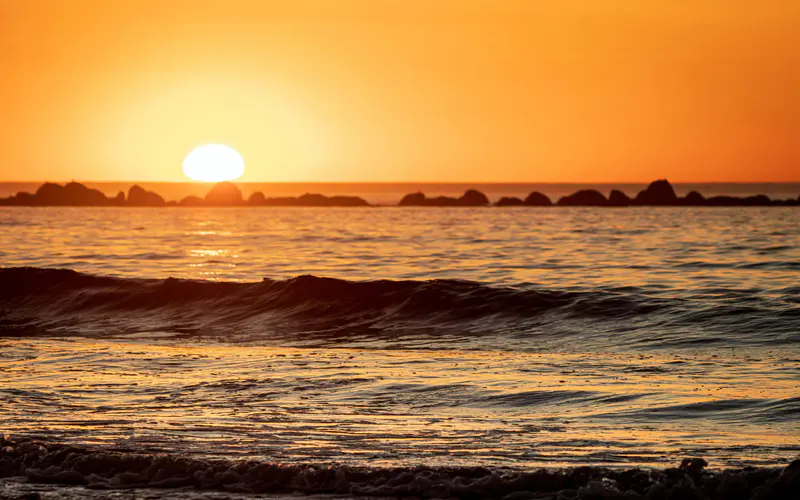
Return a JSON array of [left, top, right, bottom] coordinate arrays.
[[2, 180, 800, 185]]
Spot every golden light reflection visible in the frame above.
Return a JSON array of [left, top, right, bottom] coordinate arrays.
[[0, 338, 794, 467]]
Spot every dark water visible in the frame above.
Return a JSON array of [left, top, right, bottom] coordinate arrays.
[[0, 207, 798, 492]]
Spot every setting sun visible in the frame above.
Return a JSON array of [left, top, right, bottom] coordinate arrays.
[[182, 144, 245, 182]]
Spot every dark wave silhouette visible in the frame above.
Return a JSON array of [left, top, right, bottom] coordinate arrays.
[[1, 436, 798, 499], [2, 267, 797, 348]]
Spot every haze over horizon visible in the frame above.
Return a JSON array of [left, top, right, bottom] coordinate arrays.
[[2, 0, 798, 183]]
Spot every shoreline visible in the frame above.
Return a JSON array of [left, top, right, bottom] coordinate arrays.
[[1, 438, 798, 499]]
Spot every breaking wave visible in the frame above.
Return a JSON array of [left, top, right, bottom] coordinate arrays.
[[1, 437, 798, 499], [1, 267, 797, 349]]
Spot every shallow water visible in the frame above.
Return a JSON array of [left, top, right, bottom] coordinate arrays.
[[1, 338, 797, 468], [0, 206, 798, 470]]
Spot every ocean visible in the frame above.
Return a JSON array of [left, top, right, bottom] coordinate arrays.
[[1, 205, 798, 498]]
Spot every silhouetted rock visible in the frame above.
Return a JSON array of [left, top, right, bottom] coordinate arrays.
[[178, 195, 205, 206], [248, 192, 266, 205], [0, 192, 35, 205], [1, 179, 794, 209], [399, 192, 426, 206], [745, 194, 771, 205], [252, 193, 370, 207], [703, 195, 774, 206], [557, 189, 608, 206], [262, 196, 300, 206], [608, 189, 632, 207], [127, 185, 165, 206], [495, 196, 525, 206], [17, 192, 35, 205], [297, 193, 328, 206], [26, 181, 111, 206], [397, 189, 489, 206], [34, 183, 66, 205], [326, 195, 370, 207], [427, 196, 461, 206], [204, 182, 243, 206], [635, 179, 678, 205], [706, 196, 744, 206], [62, 182, 109, 206], [459, 189, 490, 206], [523, 191, 552, 206], [683, 191, 706, 205]]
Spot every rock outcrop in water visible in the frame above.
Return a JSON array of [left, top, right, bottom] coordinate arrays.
[[204, 181, 244, 206], [523, 191, 553, 206], [608, 189, 633, 207], [178, 195, 205, 206], [8, 181, 111, 206], [0, 179, 797, 207], [557, 189, 608, 206], [399, 189, 490, 206], [127, 185, 165, 206], [683, 190, 706, 205], [1, 437, 797, 499], [254, 193, 370, 207], [495, 196, 525, 206], [635, 179, 679, 205]]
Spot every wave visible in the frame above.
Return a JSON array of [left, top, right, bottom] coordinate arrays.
[[1, 437, 798, 499], [594, 397, 800, 424], [1, 267, 797, 348]]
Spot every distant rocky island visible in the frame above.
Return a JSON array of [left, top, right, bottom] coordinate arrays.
[[0, 179, 797, 207], [0, 181, 368, 207]]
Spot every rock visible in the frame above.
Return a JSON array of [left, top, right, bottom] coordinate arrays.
[[683, 191, 706, 205], [523, 191, 553, 206], [459, 189, 490, 206], [248, 192, 266, 205], [557, 189, 608, 206], [15, 182, 110, 206], [33, 183, 65, 205], [495, 197, 525, 206], [204, 182, 243, 206], [247, 193, 369, 207], [62, 182, 109, 206], [113, 191, 126, 205], [635, 179, 678, 205], [426, 195, 461, 206], [262, 196, 301, 206], [399, 192, 427, 206], [608, 189, 632, 206], [127, 185, 165, 206], [178, 195, 205, 206], [744, 194, 772, 206], [4, 192, 35, 205], [397, 190, 489, 207], [297, 193, 329, 206], [706, 196, 745, 206], [327, 195, 370, 207]]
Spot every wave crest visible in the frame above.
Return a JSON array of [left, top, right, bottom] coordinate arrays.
[[1, 267, 797, 348]]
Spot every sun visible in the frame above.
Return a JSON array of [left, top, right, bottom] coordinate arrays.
[[182, 144, 245, 182]]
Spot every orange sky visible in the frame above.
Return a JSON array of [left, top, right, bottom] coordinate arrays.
[[1, 0, 798, 182]]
